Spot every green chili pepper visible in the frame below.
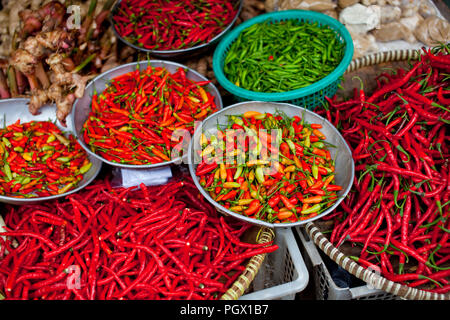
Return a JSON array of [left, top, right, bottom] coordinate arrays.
[[286, 139, 296, 155], [53, 133, 70, 146], [79, 162, 92, 174], [21, 177, 31, 185], [46, 134, 56, 143], [223, 19, 345, 93], [301, 203, 321, 214], [234, 166, 243, 180], [231, 116, 244, 126], [255, 166, 265, 184], [2, 137, 11, 148], [312, 164, 319, 179], [42, 145, 54, 152], [3, 164, 12, 181]]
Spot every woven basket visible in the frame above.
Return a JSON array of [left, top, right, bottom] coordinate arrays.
[[220, 227, 275, 300], [304, 48, 449, 301], [213, 10, 354, 110]]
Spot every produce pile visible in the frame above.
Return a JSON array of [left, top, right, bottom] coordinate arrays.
[[195, 110, 342, 224], [82, 65, 219, 165], [112, 0, 240, 51], [0, 0, 448, 301], [0, 120, 91, 197], [315, 45, 449, 294], [0, 175, 277, 300], [223, 19, 345, 92], [0, 0, 118, 125]]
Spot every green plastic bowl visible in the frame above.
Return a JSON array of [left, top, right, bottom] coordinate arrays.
[[213, 10, 354, 110]]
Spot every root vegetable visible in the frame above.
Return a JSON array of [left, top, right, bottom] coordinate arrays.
[[10, 48, 37, 75], [23, 36, 45, 59], [0, 69, 11, 98], [28, 88, 49, 114], [15, 68, 27, 94], [35, 30, 74, 51], [35, 61, 50, 89]]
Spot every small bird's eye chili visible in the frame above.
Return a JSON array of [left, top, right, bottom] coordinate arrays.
[[195, 111, 342, 224], [82, 65, 218, 165], [0, 120, 91, 198], [112, 0, 239, 51]]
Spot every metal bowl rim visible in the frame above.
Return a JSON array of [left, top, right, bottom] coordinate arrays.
[[108, 0, 244, 55], [0, 98, 102, 203], [71, 60, 223, 169], [187, 100, 355, 228]]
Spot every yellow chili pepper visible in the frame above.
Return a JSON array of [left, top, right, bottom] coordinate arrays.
[[200, 133, 208, 146], [246, 159, 270, 167], [323, 174, 335, 188], [284, 165, 296, 173], [198, 87, 209, 103], [219, 163, 227, 181], [248, 170, 255, 183], [223, 182, 241, 188], [22, 153, 32, 161], [201, 145, 214, 157], [293, 156, 302, 169], [243, 111, 262, 118], [238, 199, 254, 206]]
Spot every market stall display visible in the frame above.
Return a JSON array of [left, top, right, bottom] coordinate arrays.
[[0, 0, 448, 302], [188, 101, 354, 228], [110, 0, 243, 58], [72, 60, 222, 169]]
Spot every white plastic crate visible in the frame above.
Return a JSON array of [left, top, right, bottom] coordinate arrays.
[[240, 227, 309, 300], [295, 226, 399, 300]]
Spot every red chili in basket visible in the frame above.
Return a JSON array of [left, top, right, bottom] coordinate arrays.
[[314, 45, 450, 294]]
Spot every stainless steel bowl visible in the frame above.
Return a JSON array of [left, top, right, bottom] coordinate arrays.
[[0, 98, 102, 205], [71, 60, 223, 169], [109, 0, 243, 59], [188, 101, 355, 228]]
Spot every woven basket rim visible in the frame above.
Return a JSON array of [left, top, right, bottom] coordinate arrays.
[[306, 48, 449, 301], [220, 227, 275, 300]]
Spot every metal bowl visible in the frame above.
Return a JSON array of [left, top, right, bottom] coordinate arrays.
[[109, 0, 243, 59], [0, 98, 102, 205], [188, 101, 355, 228], [71, 60, 223, 169]]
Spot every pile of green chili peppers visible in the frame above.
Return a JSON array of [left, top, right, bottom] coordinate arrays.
[[223, 19, 345, 93]]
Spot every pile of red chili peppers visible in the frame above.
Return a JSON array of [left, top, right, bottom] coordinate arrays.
[[315, 45, 450, 294], [0, 175, 277, 300], [0, 120, 91, 198], [112, 0, 239, 50], [82, 65, 218, 165]]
